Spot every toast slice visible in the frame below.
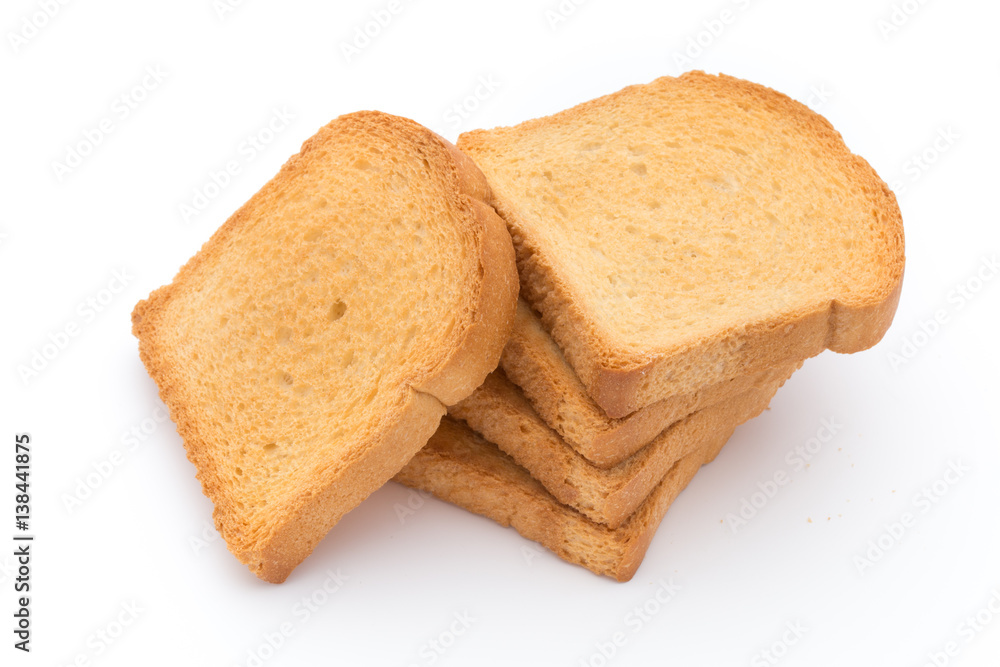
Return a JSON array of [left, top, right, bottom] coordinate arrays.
[[395, 417, 728, 582], [449, 364, 795, 528], [459, 71, 905, 417], [132, 111, 518, 583], [501, 299, 798, 466]]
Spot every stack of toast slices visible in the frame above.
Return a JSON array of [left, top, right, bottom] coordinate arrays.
[[133, 71, 904, 583]]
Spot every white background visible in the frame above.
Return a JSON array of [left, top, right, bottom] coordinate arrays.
[[2, 0, 999, 665]]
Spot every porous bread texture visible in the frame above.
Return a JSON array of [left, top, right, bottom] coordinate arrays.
[[450, 363, 795, 528], [459, 70, 905, 418], [395, 417, 728, 582], [132, 111, 518, 583], [502, 298, 797, 466]]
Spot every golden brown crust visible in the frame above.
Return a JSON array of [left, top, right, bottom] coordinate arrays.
[[395, 418, 723, 582], [449, 363, 795, 528], [413, 198, 518, 404], [412, 138, 518, 404], [253, 391, 445, 582], [131, 111, 517, 583], [500, 299, 797, 465], [459, 71, 905, 418]]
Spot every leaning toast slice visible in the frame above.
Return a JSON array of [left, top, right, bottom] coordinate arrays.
[[459, 71, 904, 417], [132, 111, 518, 583]]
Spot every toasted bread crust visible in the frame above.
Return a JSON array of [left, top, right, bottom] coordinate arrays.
[[395, 418, 725, 582], [414, 196, 519, 404], [460, 71, 905, 417], [449, 363, 794, 528], [132, 111, 517, 583], [500, 299, 799, 465], [255, 390, 446, 582]]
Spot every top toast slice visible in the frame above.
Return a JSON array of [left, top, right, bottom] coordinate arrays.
[[132, 111, 518, 583], [459, 71, 904, 417]]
